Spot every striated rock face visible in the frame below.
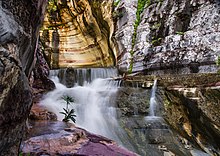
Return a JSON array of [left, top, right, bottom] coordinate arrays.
[[162, 87, 220, 155], [118, 74, 220, 155], [114, 0, 137, 72], [41, 0, 117, 68], [0, 0, 47, 155], [115, 0, 220, 74]]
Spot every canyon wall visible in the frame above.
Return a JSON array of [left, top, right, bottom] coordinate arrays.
[[41, 0, 117, 69], [0, 0, 47, 155], [115, 0, 220, 74]]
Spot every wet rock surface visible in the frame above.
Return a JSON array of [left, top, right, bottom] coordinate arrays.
[[21, 121, 137, 156], [115, 86, 186, 156], [118, 116, 196, 156], [162, 87, 220, 155], [114, 74, 220, 156], [0, 0, 47, 155], [116, 87, 150, 116]]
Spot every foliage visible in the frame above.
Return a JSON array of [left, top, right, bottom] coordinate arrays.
[[47, 0, 58, 19], [114, 0, 121, 7], [132, 0, 151, 47], [216, 56, 220, 66], [47, 0, 58, 13], [19, 153, 30, 156], [129, 0, 151, 73], [176, 31, 184, 35], [61, 95, 74, 107], [60, 95, 76, 123], [151, 23, 161, 30], [46, 0, 74, 29], [128, 59, 134, 74], [151, 37, 162, 45], [60, 108, 76, 123]]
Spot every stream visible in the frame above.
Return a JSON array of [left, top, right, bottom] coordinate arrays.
[[40, 68, 210, 156]]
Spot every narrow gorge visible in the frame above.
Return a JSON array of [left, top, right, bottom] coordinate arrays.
[[0, 0, 220, 156]]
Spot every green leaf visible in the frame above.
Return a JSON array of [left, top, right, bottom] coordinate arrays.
[[59, 112, 67, 116], [60, 95, 76, 123]]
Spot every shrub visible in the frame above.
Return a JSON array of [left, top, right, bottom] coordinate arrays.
[[60, 95, 76, 123]]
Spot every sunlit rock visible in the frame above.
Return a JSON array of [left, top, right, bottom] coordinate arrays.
[[41, 0, 117, 68]]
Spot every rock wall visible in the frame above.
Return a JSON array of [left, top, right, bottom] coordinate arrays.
[[115, 75, 220, 155], [115, 0, 220, 74], [41, 0, 117, 69], [162, 87, 220, 155], [0, 0, 47, 155]]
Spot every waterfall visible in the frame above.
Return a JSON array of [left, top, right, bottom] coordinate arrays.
[[149, 79, 157, 116], [40, 68, 124, 142], [53, 68, 118, 87]]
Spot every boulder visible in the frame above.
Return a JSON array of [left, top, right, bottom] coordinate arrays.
[[21, 121, 137, 156]]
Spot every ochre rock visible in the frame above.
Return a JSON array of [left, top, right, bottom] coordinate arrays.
[[0, 0, 47, 155], [41, 0, 117, 68]]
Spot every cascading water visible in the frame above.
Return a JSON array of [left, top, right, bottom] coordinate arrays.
[[149, 79, 157, 117], [39, 70, 209, 156], [40, 68, 127, 144]]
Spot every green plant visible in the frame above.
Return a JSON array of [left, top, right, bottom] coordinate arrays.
[[60, 108, 76, 123], [61, 95, 74, 108], [19, 152, 30, 156], [114, 0, 121, 7], [216, 56, 220, 66], [151, 23, 161, 30], [128, 59, 134, 74], [129, 0, 151, 73], [151, 37, 162, 45], [60, 95, 76, 123], [176, 31, 184, 35]]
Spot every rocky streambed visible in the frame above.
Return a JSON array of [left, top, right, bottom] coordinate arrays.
[[20, 73, 220, 156]]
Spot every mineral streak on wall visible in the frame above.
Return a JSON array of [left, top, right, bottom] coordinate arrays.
[[41, 0, 117, 69]]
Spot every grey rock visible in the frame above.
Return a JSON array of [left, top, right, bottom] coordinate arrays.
[[115, 0, 220, 74], [0, 1, 47, 155]]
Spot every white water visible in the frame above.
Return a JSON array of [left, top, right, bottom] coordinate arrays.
[[40, 68, 125, 142], [149, 79, 157, 116]]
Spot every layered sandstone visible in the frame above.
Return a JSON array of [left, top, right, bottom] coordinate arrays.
[[41, 0, 117, 68]]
